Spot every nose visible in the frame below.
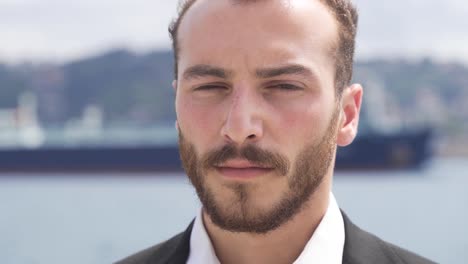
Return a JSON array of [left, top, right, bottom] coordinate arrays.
[[221, 88, 263, 145]]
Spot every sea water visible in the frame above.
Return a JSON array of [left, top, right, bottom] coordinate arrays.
[[0, 158, 466, 264]]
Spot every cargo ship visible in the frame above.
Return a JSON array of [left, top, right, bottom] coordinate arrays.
[[336, 128, 432, 170], [0, 90, 433, 172], [0, 87, 432, 172], [0, 127, 432, 172]]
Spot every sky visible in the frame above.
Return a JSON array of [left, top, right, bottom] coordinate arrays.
[[1, 0, 468, 64]]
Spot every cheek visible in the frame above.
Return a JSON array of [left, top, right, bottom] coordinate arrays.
[[282, 108, 307, 126], [273, 98, 329, 146], [176, 96, 223, 143], [276, 98, 321, 129]]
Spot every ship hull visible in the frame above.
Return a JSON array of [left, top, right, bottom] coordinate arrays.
[[336, 129, 432, 170], [0, 129, 431, 173]]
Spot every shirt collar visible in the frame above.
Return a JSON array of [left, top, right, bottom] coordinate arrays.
[[187, 206, 220, 264], [187, 193, 345, 264]]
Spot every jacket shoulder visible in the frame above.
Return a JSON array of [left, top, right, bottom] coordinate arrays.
[[115, 221, 194, 264], [357, 226, 436, 264], [341, 212, 436, 264], [386, 241, 437, 264]]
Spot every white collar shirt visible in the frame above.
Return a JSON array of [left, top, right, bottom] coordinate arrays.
[[187, 193, 345, 264]]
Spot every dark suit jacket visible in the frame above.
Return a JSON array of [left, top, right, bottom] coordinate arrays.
[[116, 212, 436, 264]]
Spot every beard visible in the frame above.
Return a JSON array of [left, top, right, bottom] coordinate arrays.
[[178, 109, 339, 234]]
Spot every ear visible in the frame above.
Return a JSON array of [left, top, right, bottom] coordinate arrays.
[[172, 80, 177, 91], [173, 80, 179, 132], [336, 83, 363, 147]]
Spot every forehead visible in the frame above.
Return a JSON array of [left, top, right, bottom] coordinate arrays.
[[177, 0, 338, 75]]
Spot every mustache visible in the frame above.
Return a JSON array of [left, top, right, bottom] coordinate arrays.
[[202, 144, 290, 176]]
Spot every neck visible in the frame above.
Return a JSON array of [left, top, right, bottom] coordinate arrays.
[[203, 179, 331, 264]]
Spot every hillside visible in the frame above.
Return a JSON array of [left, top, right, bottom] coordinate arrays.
[[1, 50, 467, 142]]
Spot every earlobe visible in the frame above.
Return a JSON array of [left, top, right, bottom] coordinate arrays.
[[336, 83, 363, 147]]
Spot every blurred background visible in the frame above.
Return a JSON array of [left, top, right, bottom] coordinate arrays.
[[0, 0, 467, 263]]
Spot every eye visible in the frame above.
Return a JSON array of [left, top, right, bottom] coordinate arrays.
[[268, 83, 303, 91], [194, 84, 229, 91]]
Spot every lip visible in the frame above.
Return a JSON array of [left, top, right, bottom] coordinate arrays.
[[215, 160, 273, 179]]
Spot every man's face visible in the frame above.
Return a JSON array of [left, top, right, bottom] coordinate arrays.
[[175, 0, 342, 233]]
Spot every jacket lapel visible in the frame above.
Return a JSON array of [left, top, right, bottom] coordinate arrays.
[[147, 220, 194, 264], [155, 213, 395, 264], [152, 212, 406, 264], [158, 213, 396, 264]]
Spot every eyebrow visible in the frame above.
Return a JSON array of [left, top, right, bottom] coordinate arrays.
[[255, 64, 315, 79], [182, 63, 316, 82], [182, 64, 232, 81]]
